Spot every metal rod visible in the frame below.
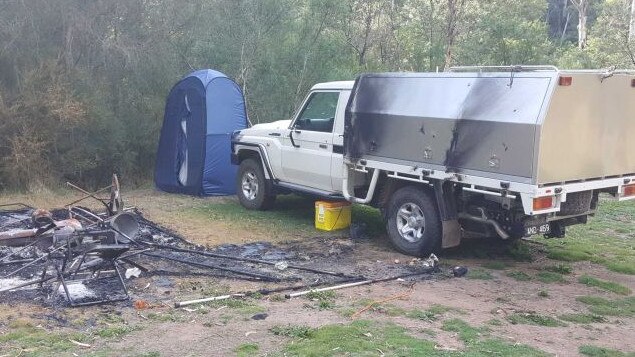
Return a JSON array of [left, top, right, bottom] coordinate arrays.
[[449, 65, 560, 72], [142, 252, 281, 282], [147, 243, 358, 279], [285, 270, 434, 299], [1, 245, 66, 278], [253, 278, 363, 295], [69, 207, 104, 223], [65, 182, 112, 208], [174, 277, 364, 308], [175, 293, 247, 308], [118, 248, 153, 260], [0, 259, 34, 266]]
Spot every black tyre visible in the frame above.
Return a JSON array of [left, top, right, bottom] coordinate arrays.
[[385, 185, 442, 256], [236, 158, 276, 210]]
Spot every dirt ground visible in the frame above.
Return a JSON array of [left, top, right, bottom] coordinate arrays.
[[0, 189, 634, 357], [92, 259, 634, 357]]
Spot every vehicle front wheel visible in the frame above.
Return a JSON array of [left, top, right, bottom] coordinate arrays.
[[385, 185, 442, 257], [236, 158, 276, 210]]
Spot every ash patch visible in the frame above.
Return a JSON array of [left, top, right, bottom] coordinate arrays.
[[1, 206, 439, 309]]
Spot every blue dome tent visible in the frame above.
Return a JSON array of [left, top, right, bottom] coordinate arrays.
[[155, 69, 248, 196]]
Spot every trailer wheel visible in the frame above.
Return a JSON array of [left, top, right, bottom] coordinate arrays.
[[385, 186, 442, 257], [237, 158, 276, 210]]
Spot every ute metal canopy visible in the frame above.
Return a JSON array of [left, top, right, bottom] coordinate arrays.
[[344, 68, 635, 185]]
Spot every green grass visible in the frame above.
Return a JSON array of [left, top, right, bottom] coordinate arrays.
[[406, 304, 459, 322], [544, 264, 573, 275], [558, 313, 606, 324], [481, 261, 511, 270], [486, 318, 504, 326], [507, 241, 534, 262], [536, 271, 567, 283], [368, 302, 407, 317], [467, 268, 494, 280], [579, 345, 635, 357], [340, 300, 407, 318], [281, 320, 439, 356], [506, 312, 566, 327], [578, 275, 632, 295], [95, 325, 138, 338], [235, 343, 259, 357], [0, 325, 88, 356], [441, 319, 549, 356], [538, 290, 550, 297], [441, 318, 487, 342], [506, 271, 532, 281], [195, 195, 385, 238], [146, 311, 186, 323], [351, 204, 386, 238], [270, 325, 315, 338], [205, 297, 266, 315], [0, 321, 140, 357], [305, 290, 337, 310], [279, 319, 548, 356], [538, 199, 635, 275], [576, 296, 635, 317], [196, 196, 320, 236], [342, 300, 458, 321]]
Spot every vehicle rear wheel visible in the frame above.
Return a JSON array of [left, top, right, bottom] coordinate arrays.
[[237, 158, 276, 210], [385, 185, 442, 257]]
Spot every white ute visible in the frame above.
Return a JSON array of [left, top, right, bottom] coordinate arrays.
[[231, 66, 635, 256]]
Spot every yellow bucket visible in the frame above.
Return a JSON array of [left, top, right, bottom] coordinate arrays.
[[315, 201, 352, 231]]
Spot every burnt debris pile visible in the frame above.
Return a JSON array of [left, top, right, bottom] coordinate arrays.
[[0, 175, 439, 308]]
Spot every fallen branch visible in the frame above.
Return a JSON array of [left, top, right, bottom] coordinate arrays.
[[350, 290, 412, 319]]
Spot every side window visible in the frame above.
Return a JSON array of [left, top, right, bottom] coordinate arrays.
[[294, 92, 339, 133]]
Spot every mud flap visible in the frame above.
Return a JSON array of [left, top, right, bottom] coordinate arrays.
[[434, 181, 461, 248]]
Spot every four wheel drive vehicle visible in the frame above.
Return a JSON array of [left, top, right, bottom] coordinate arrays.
[[231, 66, 635, 257]]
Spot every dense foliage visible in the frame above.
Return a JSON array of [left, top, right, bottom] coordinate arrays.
[[0, 0, 633, 190]]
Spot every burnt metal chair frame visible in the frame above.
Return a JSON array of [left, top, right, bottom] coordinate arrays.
[[56, 243, 130, 307]]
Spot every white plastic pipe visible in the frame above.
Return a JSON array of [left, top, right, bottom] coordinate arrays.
[[285, 280, 374, 299], [175, 293, 246, 308]]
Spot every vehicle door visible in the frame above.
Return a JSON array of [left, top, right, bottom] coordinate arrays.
[[330, 90, 350, 193], [281, 91, 341, 191]]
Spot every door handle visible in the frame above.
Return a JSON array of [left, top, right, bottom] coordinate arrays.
[[319, 144, 328, 149], [268, 132, 281, 137]]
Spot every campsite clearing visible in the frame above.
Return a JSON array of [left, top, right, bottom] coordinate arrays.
[[0, 189, 634, 356]]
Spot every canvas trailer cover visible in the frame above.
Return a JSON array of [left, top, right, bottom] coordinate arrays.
[[344, 67, 635, 188]]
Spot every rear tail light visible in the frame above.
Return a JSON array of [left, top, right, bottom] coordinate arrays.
[[533, 196, 555, 211], [623, 184, 635, 197], [559, 76, 573, 86]]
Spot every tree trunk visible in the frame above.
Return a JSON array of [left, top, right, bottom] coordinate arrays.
[[630, 0, 635, 42], [578, 9, 587, 49], [443, 0, 464, 70], [571, 0, 588, 49]]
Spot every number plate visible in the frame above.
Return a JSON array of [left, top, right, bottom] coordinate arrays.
[[525, 223, 551, 236]]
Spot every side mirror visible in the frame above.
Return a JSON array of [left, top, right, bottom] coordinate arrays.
[[289, 130, 300, 148]]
